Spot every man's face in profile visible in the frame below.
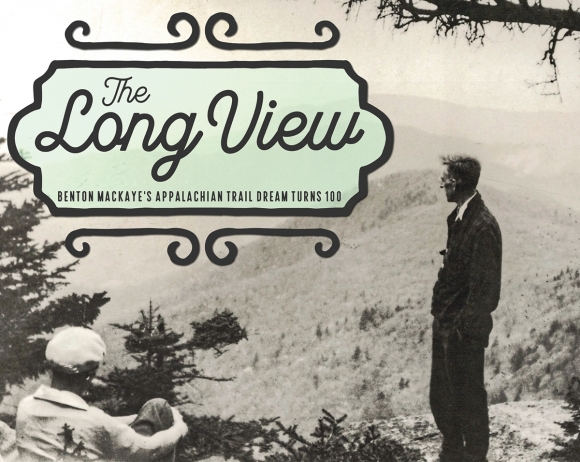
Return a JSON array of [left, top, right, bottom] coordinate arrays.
[[440, 165, 457, 203]]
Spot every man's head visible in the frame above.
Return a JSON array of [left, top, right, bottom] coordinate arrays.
[[46, 327, 106, 394], [440, 155, 481, 203]]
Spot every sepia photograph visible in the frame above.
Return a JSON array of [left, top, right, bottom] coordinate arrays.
[[2, 0, 580, 460]]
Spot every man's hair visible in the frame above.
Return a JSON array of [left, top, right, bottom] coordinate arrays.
[[441, 155, 481, 191], [51, 367, 96, 381]]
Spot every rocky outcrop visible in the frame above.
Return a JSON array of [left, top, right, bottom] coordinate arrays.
[[348, 400, 573, 461]]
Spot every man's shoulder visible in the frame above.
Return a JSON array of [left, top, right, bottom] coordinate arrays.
[[471, 197, 500, 231], [16, 395, 36, 414], [476, 203, 499, 226], [85, 404, 131, 431]]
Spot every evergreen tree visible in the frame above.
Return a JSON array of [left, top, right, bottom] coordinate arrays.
[[95, 302, 248, 415], [0, 138, 109, 396], [552, 376, 580, 460]]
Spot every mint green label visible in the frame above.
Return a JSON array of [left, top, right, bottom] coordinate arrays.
[[10, 61, 393, 215]]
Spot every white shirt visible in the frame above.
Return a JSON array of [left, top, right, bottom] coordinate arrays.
[[455, 191, 477, 221], [16, 385, 183, 461], [0, 420, 16, 461]]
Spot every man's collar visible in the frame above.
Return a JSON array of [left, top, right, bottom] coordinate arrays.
[[455, 191, 478, 221], [33, 385, 89, 411]]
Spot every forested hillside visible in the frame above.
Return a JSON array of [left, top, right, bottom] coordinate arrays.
[[99, 169, 580, 429]]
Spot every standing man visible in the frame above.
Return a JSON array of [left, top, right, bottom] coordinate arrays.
[[431, 155, 502, 462], [16, 327, 188, 461]]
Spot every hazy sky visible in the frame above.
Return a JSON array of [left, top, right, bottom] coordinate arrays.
[[3, 0, 580, 137]]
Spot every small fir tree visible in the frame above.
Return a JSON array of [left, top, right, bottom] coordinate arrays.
[[95, 302, 247, 415]]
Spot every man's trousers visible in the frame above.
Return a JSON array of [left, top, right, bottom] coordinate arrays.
[[430, 321, 489, 462]]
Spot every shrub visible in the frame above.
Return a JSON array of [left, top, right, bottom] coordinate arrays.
[[352, 346, 362, 362], [489, 388, 508, 405], [551, 377, 580, 461], [260, 410, 422, 461], [510, 346, 526, 373], [510, 345, 537, 373], [178, 415, 279, 462], [359, 304, 392, 331]]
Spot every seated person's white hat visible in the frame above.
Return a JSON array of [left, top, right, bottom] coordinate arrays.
[[46, 327, 106, 374]]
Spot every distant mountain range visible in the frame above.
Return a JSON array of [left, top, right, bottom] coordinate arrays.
[[371, 94, 580, 149], [370, 94, 580, 211]]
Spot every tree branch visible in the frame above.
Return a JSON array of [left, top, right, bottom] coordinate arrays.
[[192, 374, 235, 382], [344, 0, 580, 95], [350, 0, 580, 29], [426, 0, 580, 29]]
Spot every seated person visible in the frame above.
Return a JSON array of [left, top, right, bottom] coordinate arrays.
[[16, 327, 188, 461]]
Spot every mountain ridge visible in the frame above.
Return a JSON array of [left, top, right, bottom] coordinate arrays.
[[85, 169, 580, 433]]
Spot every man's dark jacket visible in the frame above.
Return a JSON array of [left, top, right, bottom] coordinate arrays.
[[431, 192, 502, 347]]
